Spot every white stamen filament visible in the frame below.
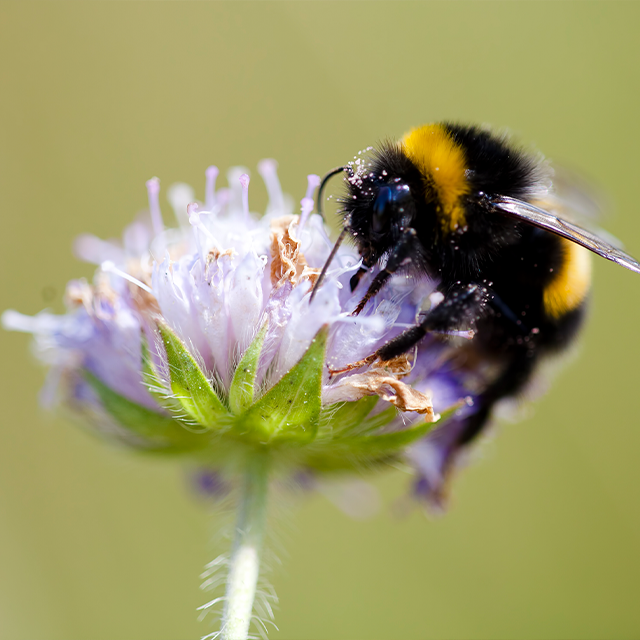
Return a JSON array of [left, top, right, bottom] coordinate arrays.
[[257, 159, 284, 213], [205, 165, 219, 211], [101, 261, 153, 294], [298, 196, 314, 231], [188, 203, 221, 253], [305, 173, 321, 201], [239, 174, 250, 223], [298, 174, 321, 232], [146, 177, 164, 236]]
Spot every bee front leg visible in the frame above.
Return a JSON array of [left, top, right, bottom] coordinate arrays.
[[351, 229, 421, 316], [329, 283, 493, 376], [376, 283, 493, 362]]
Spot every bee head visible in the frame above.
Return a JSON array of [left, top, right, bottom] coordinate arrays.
[[343, 162, 418, 267]]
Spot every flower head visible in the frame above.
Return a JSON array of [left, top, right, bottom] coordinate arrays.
[[3, 161, 484, 507]]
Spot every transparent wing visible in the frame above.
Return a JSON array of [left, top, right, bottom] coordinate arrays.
[[493, 196, 640, 275], [543, 165, 610, 223]]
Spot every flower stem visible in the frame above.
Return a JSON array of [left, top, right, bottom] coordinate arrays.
[[220, 449, 270, 640]]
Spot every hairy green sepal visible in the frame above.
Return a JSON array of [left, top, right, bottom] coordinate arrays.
[[299, 399, 439, 471], [228, 322, 268, 415], [157, 321, 228, 429], [85, 323, 456, 470], [83, 370, 207, 452], [234, 326, 327, 443]]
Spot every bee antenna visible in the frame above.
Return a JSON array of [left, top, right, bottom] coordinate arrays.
[[316, 166, 345, 220], [309, 166, 347, 303], [309, 228, 348, 303]]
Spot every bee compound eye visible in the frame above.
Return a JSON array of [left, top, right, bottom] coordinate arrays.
[[372, 186, 392, 233]]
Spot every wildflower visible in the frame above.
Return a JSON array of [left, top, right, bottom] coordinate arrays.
[[3, 160, 483, 638], [3, 161, 480, 496]]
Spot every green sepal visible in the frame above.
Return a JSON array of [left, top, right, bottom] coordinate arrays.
[[327, 397, 460, 455], [228, 321, 268, 415], [317, 395, 379, 438], [140, 331, 184, 415], [82, 370, 207, 452], [236, 326, 328, 443], [300, 402, 452, 471], [157, 321, 228, 429], [350, 404, 398, 436], [339, 414, 437, 455]]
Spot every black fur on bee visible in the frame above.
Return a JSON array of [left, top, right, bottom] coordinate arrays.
[[313, 122, 640, 469]]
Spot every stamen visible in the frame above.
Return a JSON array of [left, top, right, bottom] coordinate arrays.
[[145, 177, 164, 236], [298, 197, 314, 231], [306, 174, 321, 201], [239, 173, 250, 222], [1, 310, 38, 333], [215, 187, 231, 214], [188, 203, 220, 252], [319, 256, 363, 290], [298, 174, 321, 231], [205, 165, 219, 211], [166, 183, 195, 229], [101, 261, 153, 294], [257, 159, 284, 213]]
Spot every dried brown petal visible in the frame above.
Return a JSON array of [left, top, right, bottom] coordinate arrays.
[[270, 215, 320, 287], [325, 361, 436, 421]]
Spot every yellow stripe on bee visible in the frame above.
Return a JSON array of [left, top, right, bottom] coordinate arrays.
[[543, 240, 592, 319], [401, 124, 469, 233]]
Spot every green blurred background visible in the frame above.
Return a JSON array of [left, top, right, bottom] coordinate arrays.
[[1, 2, 639, 639]]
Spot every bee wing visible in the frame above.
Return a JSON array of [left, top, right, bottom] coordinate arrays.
[[493, 196, 640, 275], [543, 165, 610, 223]]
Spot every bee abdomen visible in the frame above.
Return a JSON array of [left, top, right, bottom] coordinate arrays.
[[542, 239, 592, 320]]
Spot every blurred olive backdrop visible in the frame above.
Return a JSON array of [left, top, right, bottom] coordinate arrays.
[[1, 2, 640, 639]]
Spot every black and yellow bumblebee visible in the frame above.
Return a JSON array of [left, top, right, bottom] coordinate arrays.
[[313, 122, 640, 455]]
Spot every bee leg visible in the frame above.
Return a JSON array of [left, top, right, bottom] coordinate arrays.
[[328, 352, 379, 377], [349, 267, 369, 292], [350, 270, 392, 316], [351, 229, 420, 316], [329, 283, 491, 376], [376, 283, 492, 361]]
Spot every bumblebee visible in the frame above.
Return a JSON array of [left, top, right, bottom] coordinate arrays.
[[313, 123, 640, 452]]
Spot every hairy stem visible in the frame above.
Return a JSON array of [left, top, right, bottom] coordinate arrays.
[[220, 450, 270, 640]]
